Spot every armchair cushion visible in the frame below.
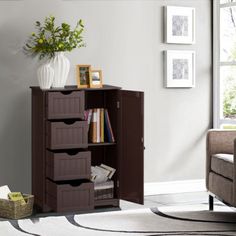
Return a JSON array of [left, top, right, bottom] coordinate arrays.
[[211, 153, 233, 180]]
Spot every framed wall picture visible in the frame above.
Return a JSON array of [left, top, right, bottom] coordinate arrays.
[[164, 50, 195, 88], [165, 6, 195, 44], [76, 65, 91, 88], [90, 70, 103, 88]]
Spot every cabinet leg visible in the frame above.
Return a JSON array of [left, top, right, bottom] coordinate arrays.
[[209, 195, 214, 211]]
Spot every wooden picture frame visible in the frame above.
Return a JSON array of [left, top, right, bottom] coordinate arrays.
[[76, 65, 92, 88], [90, 70, 103, 88]]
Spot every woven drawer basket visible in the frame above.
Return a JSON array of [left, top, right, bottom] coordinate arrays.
[[0, 194, 34, 219], [95, 188, 113, 200], [94, 181, 114, 200]]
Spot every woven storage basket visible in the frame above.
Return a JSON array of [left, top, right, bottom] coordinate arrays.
[[94, 181, 114, 200], [0, 194, 34, 219], [95, 188, 113, 200]]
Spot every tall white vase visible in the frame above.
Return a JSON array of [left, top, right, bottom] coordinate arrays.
[[37, 63, 54, 90], [50, 52, 70, 88]]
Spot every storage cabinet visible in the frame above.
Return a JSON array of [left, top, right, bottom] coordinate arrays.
[[31, 85, 144, 213]]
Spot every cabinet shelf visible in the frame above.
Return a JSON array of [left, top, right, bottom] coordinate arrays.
[[88, 142, 116, 147]]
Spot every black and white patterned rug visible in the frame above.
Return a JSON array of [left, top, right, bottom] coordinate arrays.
[[2, 208, 236, 236]]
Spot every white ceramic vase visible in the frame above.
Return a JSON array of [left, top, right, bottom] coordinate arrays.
[[50, 52, 70, 88], [37, 63, 54, 90]]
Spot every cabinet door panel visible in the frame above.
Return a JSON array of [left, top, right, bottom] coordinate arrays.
[[118, 90, 144, 204]]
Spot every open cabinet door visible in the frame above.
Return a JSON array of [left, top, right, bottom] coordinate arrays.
[[118, 90, 144, 204]]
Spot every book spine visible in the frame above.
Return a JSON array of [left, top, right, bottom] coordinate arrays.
[[97, 109, 100, 143], [88, 110, 93, 142], [105, 109, 115, 142], [87, 109, 93, 125], [104, 109, 112, 142], [84, 110, 89, 121], [100, 108, 104, 142], [89, 109, 97, 143], [93, 109, 97, 143]]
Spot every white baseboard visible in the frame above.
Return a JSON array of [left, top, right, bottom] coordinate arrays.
[[144, 179, 206, 196]]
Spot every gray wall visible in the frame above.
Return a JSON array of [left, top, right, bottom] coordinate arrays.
[[0, 0, 212, 193]]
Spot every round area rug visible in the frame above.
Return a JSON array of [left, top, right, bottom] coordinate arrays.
[[5, 208, 236, 236]]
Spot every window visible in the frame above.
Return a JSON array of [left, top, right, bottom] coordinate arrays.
[[214, 0, 236, 128]]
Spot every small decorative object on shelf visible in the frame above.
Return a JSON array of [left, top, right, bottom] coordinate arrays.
[[90, 70, 103, 88], [24, 15, 85, 88], [76, 65, 91, 88]]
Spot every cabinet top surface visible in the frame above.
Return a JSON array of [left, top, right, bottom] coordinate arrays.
[[30, 84, 121, 92]]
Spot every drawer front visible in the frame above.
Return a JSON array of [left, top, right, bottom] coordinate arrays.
[[46, 151, 91, 181], [47, 121, 88, 149], [47, 91, 85, 119], [46, 180, 94, 212]]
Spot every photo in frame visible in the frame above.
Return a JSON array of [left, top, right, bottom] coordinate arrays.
[[164, 50, 195, 88], [165, 6, 195, 44], [76, 65, 91, 88], [90, 70, 103, 88]]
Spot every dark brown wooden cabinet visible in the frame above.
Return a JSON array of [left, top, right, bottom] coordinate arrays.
[[31, 85, 144, 212]]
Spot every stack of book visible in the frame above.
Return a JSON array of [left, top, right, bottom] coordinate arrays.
[[84, 108, 115, 143], [91, 164, 116, 184]]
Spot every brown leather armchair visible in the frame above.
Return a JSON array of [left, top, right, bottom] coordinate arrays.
[[206, 129, 236, 210]]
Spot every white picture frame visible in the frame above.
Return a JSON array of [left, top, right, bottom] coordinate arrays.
[[165, 6, 195, 44], [164, 50, 195, 88]]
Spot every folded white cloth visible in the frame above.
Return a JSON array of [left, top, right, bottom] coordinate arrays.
[[0, 185, 11, 200]]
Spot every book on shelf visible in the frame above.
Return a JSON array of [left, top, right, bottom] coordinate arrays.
[[84, 110, 89, 121], [89, 109, 97, 143], [86, 108, 115, 143], [87, 109, 93, 125], [96, 109, 100, 143], [104, 109, 115, 143], [100, 108, 104, 142]]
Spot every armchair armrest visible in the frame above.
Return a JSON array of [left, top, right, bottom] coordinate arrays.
[[206, 129, 236, 189]]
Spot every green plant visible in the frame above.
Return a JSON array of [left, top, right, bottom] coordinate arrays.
[[24, 16, 85, 60], [223, 74, 236, 118]]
